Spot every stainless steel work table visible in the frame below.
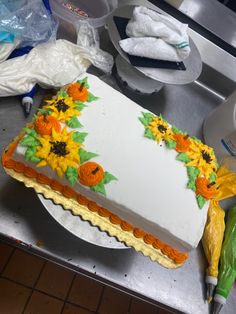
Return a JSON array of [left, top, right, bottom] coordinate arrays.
[[1, 2, 236, 314]]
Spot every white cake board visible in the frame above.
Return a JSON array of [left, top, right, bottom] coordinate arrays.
[[38, 194, 128, 249], [107, 5, 202, 85]]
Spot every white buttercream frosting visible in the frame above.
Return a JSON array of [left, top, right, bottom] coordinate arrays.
[[14, 73, 208, 252]]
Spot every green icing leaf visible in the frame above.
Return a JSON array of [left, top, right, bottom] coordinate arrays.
[[37, 108, 52, 115], [192, 136, 202, 143], [103, 172, 118, 184], [159, 113, 168, 123], [196, 195, 206, 209], [139, 117, 149, 126], [77, 77, 89, 89], [144, 128, 156, 140], [25, 147, 41, 163], [172, 125, 183, 134], [72, 132, 88, 143], [187, 179, 196, 191], [214, 160, 219, 169], [30, 156, 41, 162], [22, 127, 38, 138], [209, 172, 217, 183], [165, 139, 176, 149], [65, 166, 78, 186], [176, 153, 191, 163], [187, 166, 200, 180], [75, 101, 87, 111], [20, 135, 39, 147], [57, 90, 68, 97], [87, 92, 99, 103], [186, 167, 199, 191], [142, 112, 154, 120], [79, 149, 98, 164], [67, 117, 83, 128], [90, 182, 106, 196]]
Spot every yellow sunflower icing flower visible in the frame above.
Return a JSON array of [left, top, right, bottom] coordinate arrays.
[[148, 116, 174, 143], [36, 127, 80, 177], [186, 139, 217, 178], [44, 95, 80, 123]]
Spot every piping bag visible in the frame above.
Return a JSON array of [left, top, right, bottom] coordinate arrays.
[[202, 156, 236, 303], [5, 0, 53, 116], [213, 204, 236, 314]]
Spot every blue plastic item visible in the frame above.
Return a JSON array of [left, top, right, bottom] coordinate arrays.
[[0, 31, 14, 43]]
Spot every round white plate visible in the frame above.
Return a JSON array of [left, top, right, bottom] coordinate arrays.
[[38, 194, 128, 249]]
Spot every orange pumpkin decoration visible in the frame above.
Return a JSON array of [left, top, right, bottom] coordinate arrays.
[[174, 134, 190, 153], [67, 82, 88, 102], [78, 162, 104, 186], [196, 176, 215, 200], [34, 114, 61, 136]]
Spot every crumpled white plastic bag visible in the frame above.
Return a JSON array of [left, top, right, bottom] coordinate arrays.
[[0, 30, 114, 96], [76, 21, 113, 74]]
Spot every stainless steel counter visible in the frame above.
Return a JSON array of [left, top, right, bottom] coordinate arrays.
[[1, 1, 236, 314]]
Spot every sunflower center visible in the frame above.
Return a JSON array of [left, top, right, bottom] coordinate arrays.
[[55, 100, 69, 112], [50, 141, 68, 156], [157, 125, 167, 133], [201, 150, 212, 164]]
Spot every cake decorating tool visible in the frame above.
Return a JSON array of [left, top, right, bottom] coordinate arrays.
[[202, 200, 225, 303], [213, 204, 236, 314]]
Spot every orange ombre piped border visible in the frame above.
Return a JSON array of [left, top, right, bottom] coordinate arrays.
[[2, 132, 188, 265]]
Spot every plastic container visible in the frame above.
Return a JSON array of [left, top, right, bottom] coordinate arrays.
[[203, 90, 236, 162], [50, 0, 117, 40]]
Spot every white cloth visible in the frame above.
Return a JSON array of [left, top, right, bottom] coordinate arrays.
[[119, 6, 191, 62]]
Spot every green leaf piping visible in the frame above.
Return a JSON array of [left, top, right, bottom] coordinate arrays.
[[90, 182, 106, 196], [66, 117, 83, 128], [144, 128, 156, 140], [103, 172, 118, 184], [209, 172, 217, 183], [20, 135, 39, 147], [87, 92, 99, 103], [79, 149, 98, 164], [72, 132, 88, 143], [74, 101, 87, 111], [172, 125, 183, 134], [165, 139, 176, 149], [57, 90, 68, 98], [77, 77, 89, 89], [196, 195, 206, 209], [65, 166, 78, 186], [176, 153, 191, 163]]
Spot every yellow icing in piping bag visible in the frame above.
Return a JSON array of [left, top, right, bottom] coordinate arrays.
[[202, 200, 225, 303], [202, 157, 236, 303]]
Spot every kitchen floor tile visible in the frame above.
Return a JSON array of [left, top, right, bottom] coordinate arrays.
[[67, 273, 103, 311], [0, 277, 31, 314], [0, 242, 14, 273], [24, 291, 63, 314], [36, 261, 74, 299], [62, 303, 93, 314], [3, 249, 44, 287], [98, 286, 131, 314], [130, 298, 157, 314]]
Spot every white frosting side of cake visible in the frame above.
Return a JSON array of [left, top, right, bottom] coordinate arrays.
[[14, 73, 209, 252]]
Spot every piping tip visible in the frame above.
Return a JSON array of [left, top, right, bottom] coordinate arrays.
[[22, 101, 32, 117], [206, 283, 215, 304], [213, 301, 223, 314]]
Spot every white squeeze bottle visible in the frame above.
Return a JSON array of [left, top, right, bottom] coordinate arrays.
[[203, 90, 236, 163]]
